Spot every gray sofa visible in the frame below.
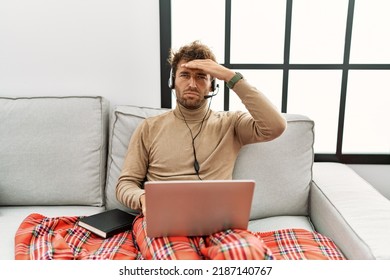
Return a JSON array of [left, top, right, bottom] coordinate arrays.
[[1, 96, 390, 260]]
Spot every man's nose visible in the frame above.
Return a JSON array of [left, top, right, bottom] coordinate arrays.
[[188, 76, 197, 87]]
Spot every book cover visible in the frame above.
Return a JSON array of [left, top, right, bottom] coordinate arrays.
[[78, 208, 136, 238]]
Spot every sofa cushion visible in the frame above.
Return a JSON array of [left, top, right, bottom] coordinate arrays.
[[105, 105, 169, 213], [311, 162, 390, 260], [0, 205, 105, 260], [248, 216, 315, 233], [233, 114, 314, 220], [0, 96, 109, 206]]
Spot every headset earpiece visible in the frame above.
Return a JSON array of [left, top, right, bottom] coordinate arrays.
[[168, 68, 175, 89], [211, 79, 216, 92]]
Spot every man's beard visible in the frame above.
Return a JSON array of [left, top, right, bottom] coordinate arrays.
[[176, 90, 207, 109]]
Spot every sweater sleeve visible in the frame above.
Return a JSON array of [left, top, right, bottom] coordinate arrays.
[[232, 78, 287, 145], [115, 120, 148, 211]]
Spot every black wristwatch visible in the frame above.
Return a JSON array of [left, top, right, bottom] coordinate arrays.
[[226, 72, 243, 89]]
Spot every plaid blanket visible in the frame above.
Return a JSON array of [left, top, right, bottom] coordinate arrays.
[[15, 213, 345, 260]]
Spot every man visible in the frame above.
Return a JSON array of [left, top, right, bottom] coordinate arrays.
[[116, 41, 287, 260]]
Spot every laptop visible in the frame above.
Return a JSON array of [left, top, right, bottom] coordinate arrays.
[[144, 180, 255, 238]]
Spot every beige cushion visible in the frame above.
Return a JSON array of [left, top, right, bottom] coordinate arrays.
[[105, 105, 168, 212], [0, 96, 109, 206], [311, 162, 390, 260], [233, 114, 314, 220], [0, 205, 104, 260]]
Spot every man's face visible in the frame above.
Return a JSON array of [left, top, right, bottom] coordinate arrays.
[[174, 59, 213, 109]]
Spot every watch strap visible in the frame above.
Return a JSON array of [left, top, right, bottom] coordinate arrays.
[[226, 72, 243, 89]]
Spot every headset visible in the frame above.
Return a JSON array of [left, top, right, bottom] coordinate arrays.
[[168, 68, 217, 93]]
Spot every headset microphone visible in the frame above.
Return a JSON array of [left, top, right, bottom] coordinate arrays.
[[204, 92, 217, 99], [204, 83, 219, 99]]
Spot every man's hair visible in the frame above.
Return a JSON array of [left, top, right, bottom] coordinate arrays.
[[168, 41, 217, 75]]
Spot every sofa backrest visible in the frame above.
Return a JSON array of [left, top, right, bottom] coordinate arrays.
[[105, 105, 169, 213], [0, 96, 109, 206], [105, 106, 315, 219], [233, 114, 314, 220]]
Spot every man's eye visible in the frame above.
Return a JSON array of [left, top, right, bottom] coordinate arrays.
[[180, 73, 190, 78], [197, 75, 207, 80]]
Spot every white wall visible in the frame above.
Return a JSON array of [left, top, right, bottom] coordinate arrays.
[[0, 0, 160, 107]]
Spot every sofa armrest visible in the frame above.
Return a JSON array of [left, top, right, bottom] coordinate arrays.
[[310, 162, 390, 260]]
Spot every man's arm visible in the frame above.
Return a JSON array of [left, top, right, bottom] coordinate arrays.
[[183, 59, 287, 143], [232, 78, 287, 144], [115, 121, 148, 212], [180, 59, 236, 82]]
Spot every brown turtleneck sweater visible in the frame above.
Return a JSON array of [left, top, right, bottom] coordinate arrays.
[[116, 79, 287, 211]]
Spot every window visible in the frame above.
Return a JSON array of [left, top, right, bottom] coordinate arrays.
[[160, 0, 390, 164], [230, 0, 286, 64], [287, 70, 342, 154], [171, 0, 225, 63], [343, 70, 390, 154], [350, 0, 390, 63], [290, 0, 348, 64]]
